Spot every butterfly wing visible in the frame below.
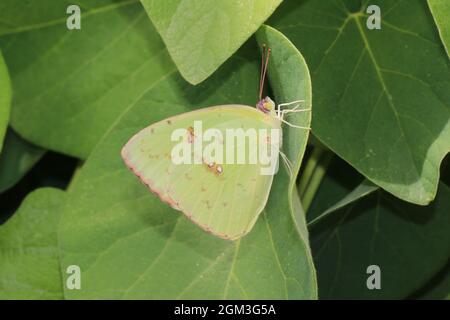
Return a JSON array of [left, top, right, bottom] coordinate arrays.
[[121, 105, 281, 240]]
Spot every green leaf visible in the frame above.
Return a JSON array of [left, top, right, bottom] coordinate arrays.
[[1, 0, 175, 158], [428, 0, 450, 58], [2, 0, 283, 157], [308, 179, 378, 227], [415, 267, 450, 300], [140, 0, 282, 85], [0, 129, 45, 193], [58, 27, 316, 299], [0, 188, 65, 299], [256, 23, 316, 292], [306, 155, 367, 222], [310, 180, 450, 299], [0, 49, 11, 152], [269, 0, 450, 205]]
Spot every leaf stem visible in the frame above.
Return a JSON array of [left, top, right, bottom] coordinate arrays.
[[298, 146, 333, 214]]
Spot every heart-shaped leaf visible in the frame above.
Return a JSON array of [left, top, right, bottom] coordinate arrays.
[[0, 188, 65, 299], [269, 0, 450, 205], [58, 26, 316, 299], [139, 0, 282, 84], [0, 50, 11, 152], [428, 0, 450, 58]]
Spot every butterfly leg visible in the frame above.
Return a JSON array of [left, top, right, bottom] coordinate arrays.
[[280, 118, 311, 130], [279, 105, 311, 130], [281, 108, 312, 115], [277, 100, 304, 118], [279, 150, 293, 177], [277, 100, 305, 108]]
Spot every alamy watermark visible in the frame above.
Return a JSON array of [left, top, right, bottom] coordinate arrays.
[[366, 265, 381, 290], [66, 265, 81, 290], [366, 5, 381, 30], [170, 121, 281, 176], [66, 5, 81, 30]]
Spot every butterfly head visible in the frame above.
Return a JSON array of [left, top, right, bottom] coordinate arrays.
[[257, 96, 276, 114]]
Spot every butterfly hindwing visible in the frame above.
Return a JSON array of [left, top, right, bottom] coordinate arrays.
[[122, 105, 281, 240]]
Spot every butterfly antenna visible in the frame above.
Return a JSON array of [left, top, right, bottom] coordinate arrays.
[[259, 45, 271, 101], [259, 44, 266, 101]]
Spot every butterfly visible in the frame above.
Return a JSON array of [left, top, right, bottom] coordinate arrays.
[[121, 46, 310, 240]]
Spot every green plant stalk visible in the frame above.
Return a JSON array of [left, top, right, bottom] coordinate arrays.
[[298, 147, 321, 198], [298, 147, 333, 213]]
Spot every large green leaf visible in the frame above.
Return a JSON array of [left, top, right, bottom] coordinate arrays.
[[1, 0, 283, 158], [58, 26, 316, 299], [269, 0, 450, 205], [1, 0, 176, 158], [140, 0, 282, 85], [0, 49, 11, 152], [0, 188, 65, 299], [309, 168, 450, 299], [0, 129, 45, 193], [428, 0, 450, 58]]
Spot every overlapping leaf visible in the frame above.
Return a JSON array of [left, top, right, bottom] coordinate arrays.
[[0, 50, 11, 152], [139, 0, 282, 84], [269, 0, 450, 204], [428, 0, 450, 57], [0, 188, 65, 299], [0, 129, 45, 193], [1, 0, 173, 158]]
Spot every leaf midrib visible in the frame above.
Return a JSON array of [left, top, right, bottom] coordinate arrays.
[[353, 16, 424, 188], [308, 7, 438, 197]]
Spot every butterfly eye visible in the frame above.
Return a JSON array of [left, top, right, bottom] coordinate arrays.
[[264, 102, 273, 110], [263, 97, 275, 111]]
